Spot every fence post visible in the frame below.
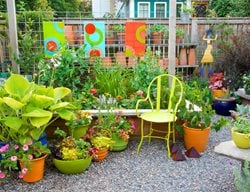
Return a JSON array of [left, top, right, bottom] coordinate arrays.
[[7, 0, 19, 73], [191, 18, 198, 43]]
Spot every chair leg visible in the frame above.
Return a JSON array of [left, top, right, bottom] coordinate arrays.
[[137, 118, 144, 153], [148, 122, 153, 143], [166, 122, 172, 158]]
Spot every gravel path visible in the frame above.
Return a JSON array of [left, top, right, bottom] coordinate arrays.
[[1, 117, 240, 192]]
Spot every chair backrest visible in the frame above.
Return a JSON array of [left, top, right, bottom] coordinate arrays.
[[146, 74, 183, 114]]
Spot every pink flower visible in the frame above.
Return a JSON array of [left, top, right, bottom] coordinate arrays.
[[136, 90, 143, 96], [0, 144, 9, 152], [22, 145, 29, 151], [28, 155, 33, 160], [14, 144, 19, 150], [0, 171, 5, 179], [18, 173, 24, 178], [10, 156, 17, 161], [21, 168, 28, 174], [28, 140, 33, 145]]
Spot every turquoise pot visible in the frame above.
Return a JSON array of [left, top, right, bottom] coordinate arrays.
[[53, 157, 92, 174], [71, 124, 89, 140], [110, 134, 128, 152]]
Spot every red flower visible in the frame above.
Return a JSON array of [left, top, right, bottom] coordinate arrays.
[[90, 88, 97, 95]]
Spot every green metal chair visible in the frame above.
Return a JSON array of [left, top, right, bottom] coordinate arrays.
[[136, 74, 183, 157]]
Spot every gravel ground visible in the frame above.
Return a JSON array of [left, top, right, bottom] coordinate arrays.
[[0, 116, 241, 192]]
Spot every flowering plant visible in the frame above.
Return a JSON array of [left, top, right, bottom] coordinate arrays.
[[53, 128, 95, 160], [0, 141, 50, 181], [66, 110, 92, 129], [96, 111, 135, 141], [209, 72, 227, 91]]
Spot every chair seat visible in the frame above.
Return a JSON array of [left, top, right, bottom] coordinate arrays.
[[140, 111, 176, 123]]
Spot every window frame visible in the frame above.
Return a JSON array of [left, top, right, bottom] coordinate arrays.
[[154, 2, 167, 18], [138, 2, 150, 18]]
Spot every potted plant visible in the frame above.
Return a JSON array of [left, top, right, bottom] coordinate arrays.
[[149, 24, 166, 44], [176, 28, 185, 43], [180, 4, 194, 22], [113, 24, 125, 44], [90, 135, 114, 161], [0, 74, 76, 145], [96, 111, 135, 151], [209, 72, 236, 116], [243, 74, 250, 95], [65, 110, 92, 139], [52, 128, 94, 174], [231, 105, 250, 149], [178, 77, 228, 152], [0, 140, 50, 182]]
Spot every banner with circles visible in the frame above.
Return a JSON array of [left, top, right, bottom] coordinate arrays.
[[84, 21, 105, 57], [43, 22, 65, 57], [125, 21, 146, 57]]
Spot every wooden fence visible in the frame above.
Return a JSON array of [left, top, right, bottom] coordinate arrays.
[[0, 16, 249, 74]]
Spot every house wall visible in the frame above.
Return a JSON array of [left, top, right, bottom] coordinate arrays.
[[133, 0, 185, 18], [92, 0, 116, 18]]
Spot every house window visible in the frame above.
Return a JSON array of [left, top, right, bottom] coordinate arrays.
[[176, 2, 183, 17], [155, 3, 167, 18], [138, 2, 150, 18]]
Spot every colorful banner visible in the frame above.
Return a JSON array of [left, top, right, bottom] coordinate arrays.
[[125, 21, 146, 57], [84, 21, 105, 57], [43, 22, 65, 57]]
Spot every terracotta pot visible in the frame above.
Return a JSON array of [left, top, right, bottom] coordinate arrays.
[[176, 36, 182, 44], [183, 123, 210, 152], [231, 129, 250, 149], [179, 48, 187, 65], [116, 32, 125, 44], [53, 157, 92, 174], [188, 48, 196, 65], [116, 52, 126, 66], [151, 32, 163, 44], [102, 56, 112, 66], [106, 36, 115, 44], [20, 154, 47, 183], [93, 148, 108, 161]]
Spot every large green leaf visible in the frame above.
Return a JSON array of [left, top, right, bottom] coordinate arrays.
[[50, 102, 73, 111], [30, 94, 55, 108], [4, 116, 24, 131], [57, 109, 75, 121], [4, 74, 33, 98], [3, 97, 25, 110], [22, 109, 53, 127], [54, 87, 71, 101]]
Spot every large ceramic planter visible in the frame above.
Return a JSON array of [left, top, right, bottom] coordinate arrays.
[[72, 124, 89, 140], [110, 134, 128, 152], [183, 123, 210, 152], [213, 97, 236, 116], [93, 148, 108, 161], [231, 129, 250, 149], [53, 157, 92, 174], [20, 154, 47, 183]]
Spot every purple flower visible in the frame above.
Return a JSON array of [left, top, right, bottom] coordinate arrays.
[[0, 171, 6, 179], [10, 156, 17, 161], [22, 145, 29, 151]]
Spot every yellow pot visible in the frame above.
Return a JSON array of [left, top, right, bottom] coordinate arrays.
[[231, 129, 250, 149]]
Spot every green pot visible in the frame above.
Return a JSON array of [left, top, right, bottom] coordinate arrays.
[[231, 129, 250, 149], [53, 157, 92, 174], [110, 134, 128, 152], [72, 124, 89, 139]]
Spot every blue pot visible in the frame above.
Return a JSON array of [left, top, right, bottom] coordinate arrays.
[[213, 97, 236, 116], [37, 133, 48, 146]]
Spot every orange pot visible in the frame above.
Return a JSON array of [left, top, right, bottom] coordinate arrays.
[[183, 123, 210, 152], [20, 154, 47, 183], [93, 148, 108, 161], [212, 90, 227, 99]]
